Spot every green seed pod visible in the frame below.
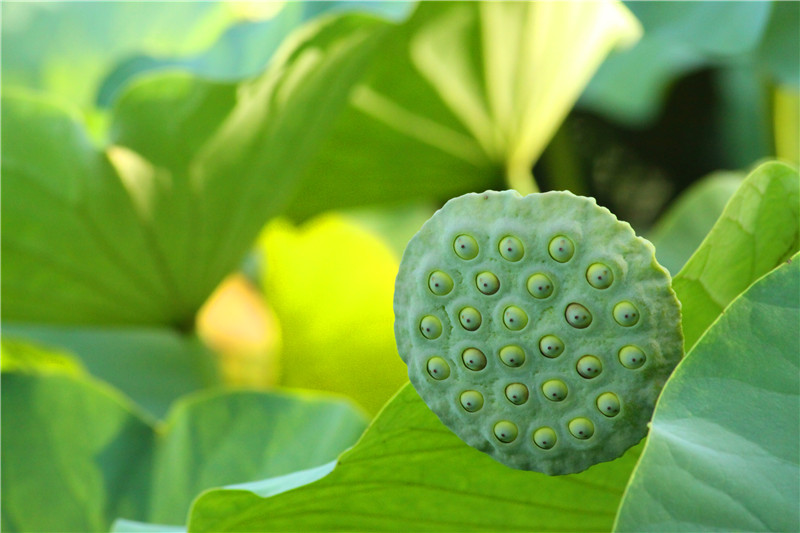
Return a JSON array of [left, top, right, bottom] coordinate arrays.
[[526, 273, 554, 299], [395, 190, 683, 475], [476, 271, 500, 295], [459, 307, 482, 331], [503, 305, 528, 330], [548, 235, 575, 263], [505, 383, 529, 405], [533, 427, 557, 450], [428, 271, 454, 295], [618, 345, 646, 369], [538, 335, 565, 358], [493, 421, 518, 443], [419, 315, 442, 339], [586, 263, 613, 289], [542, 379, 568, 402], [426, 357, 450, 380], [596, 392, 620, 417], [460, 390, 484, 412], [565, 303, 592, 329], [499, 345, 525, 367], [462, 348, 487, 371], [568, 417, 595, 439], [499, 235, 524, 262], [613, 301, 639, 327], [576, 355, 603, 379], [454, 234, 479, 260]]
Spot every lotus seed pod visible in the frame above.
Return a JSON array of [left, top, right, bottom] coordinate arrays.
[[576, 355, 603, 379], [461, 348, 487, 371], [548, 235, 575, 263], [426, 357, 450, 380], [394, 190, 683, 475], [476, 271, 501, 295], [596, 392, 620, 417], [542, 379, 568, 401], [460, 390, 484, 412], [459, 307, 482, 331], [533, 427, 557, 450], [613, 301, 640, 326], [503, 305, 528, 330], [618, 345, 646, 369], [428, 271, 454, 295], [419, 315, 442, 339], [493, 421, 518, 443], [565, 303, 592, 329], [526, 273, 554, 299], [454, 234, 479, 260], [505, 383, 529, 405], [499, 236, 524, 262], [586, 263, 613, 289], [499, 345, 525, 367], [538, 335, 565, 358]]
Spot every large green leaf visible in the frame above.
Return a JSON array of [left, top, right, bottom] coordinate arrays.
[[189, 383, 643, 532], [285, 1, 641, 219], [649, 171, 744, 275], [1, 13, 386, 328], [615, 255, 799, 532], [673, 161, 799, 351], [2, 324, 218, 419], [1, 346, 368, 532]]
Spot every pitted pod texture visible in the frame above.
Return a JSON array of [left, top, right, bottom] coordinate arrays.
[[393, 190, 683, 475]]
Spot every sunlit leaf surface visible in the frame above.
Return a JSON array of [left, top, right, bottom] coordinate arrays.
[[615, 255, 799, 532]]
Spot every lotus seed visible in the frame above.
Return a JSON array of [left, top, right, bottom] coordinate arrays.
[[596, 392, 620, 417], [454, 234, 479, 260], [548, 235, 575, 263], [538, 335, 565, 358], [493, 421, 518, 443], [568, 417, 595, 440], [419, 315, 442, 339], [499, 235, 524, 262], [460, 390, 484, 412], [576, 355, 603, 379], [542, 379, 568, 402], [504, 383, 529, 405], [586, 263, 613, 289], [476, 271, 500, 295], [565, 303, 592, 329], [533, 427, 557, 450], [499, 345, 525, 367], [503, 305, 528, 330], [461, 347, 487, 371], [618, 345, 646, 369], [459, 307, 482, 331], [613, 301, 640, 327], [428, 270, 454, 295], [526, 273, 554, 299], [426, 357, 450, 380]]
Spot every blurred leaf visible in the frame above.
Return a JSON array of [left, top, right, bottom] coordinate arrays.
[[649, 171, 744, 275], [758, 1, 800, 88], [0, 2, 244, 108], [615, 255, 799, 532], [189, 383, 642, 532], [581, 1, 773, 125], [673, 161, 799, 351], [0, 337, 87, 377], [2, 348, 368, 531], [112, 519, 185, 533], [147, 389, 368, 524], [258, 215, 408, 413], [1, 370, 154, 533], [774, 85, 799, 165], [286, 1, 641, 218], [2, 324, 218, 420], [2, 13, 386, 328]]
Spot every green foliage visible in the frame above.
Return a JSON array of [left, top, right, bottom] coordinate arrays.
[[615, 255, 799, 532]]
